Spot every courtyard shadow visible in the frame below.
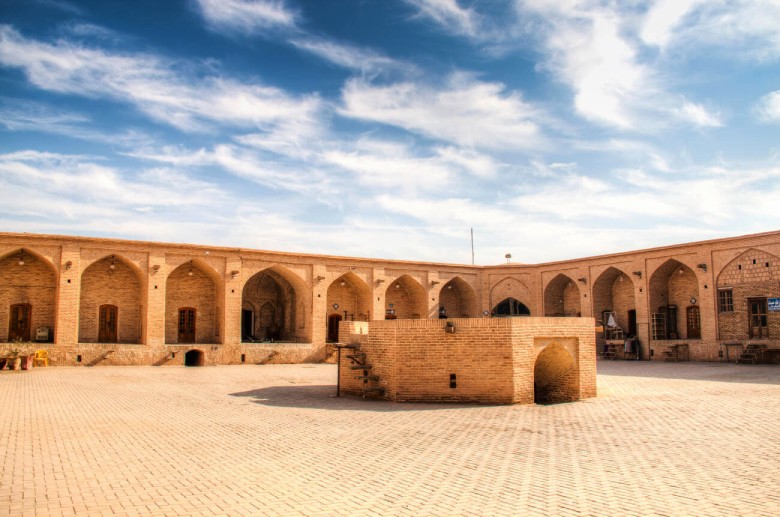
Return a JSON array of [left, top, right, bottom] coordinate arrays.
[[229, 385, 495, 412], [596, 360, 780, 385]]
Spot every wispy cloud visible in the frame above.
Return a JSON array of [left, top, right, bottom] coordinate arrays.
[[194, 0, 298, 34], [0, 25, 321, 134], [405, 0, 480, 38], [339, 73, 546, 150], [289, 37, 413, 77], [516, 1, 726, 131], [756, 90, 780, 123]]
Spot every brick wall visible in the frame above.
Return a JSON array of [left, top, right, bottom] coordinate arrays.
[[0, 251, 56, 342], [165, 263, 218, 344], [79, 256, 142, 343], [338, 318, 596, 405]]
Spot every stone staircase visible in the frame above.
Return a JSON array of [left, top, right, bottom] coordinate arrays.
[[343, 343, 385, 397], [737, 344, 767, 364]]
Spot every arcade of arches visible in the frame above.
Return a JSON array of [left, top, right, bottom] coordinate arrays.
[[1, 230, 780, 366]]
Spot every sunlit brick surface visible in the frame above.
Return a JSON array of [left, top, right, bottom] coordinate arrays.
[[1, 362, 779, 516]]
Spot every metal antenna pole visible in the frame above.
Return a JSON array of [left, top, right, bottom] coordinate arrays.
[[470, 227, 475, 265]]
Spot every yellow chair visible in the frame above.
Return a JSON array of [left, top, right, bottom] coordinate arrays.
[[33, 349, 49, 367]]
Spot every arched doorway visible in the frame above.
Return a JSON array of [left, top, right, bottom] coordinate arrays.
[[1, 249, 56, 343], [439, 277, 478, 318], [385, 275, 427, 319], [166, 260, 219, 344], [492, 298, 531, 317], [648, 260, 698, 340], [326, 272, 371, 337], [184, 349, 204, 367], [80, 255, 143, 344], [534, 343, 579, 404], [242, 267, 308, 342], [544, 274, 581, 317], [592, 267, 636, 346]]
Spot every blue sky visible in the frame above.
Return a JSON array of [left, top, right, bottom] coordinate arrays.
[[0, 0, 778, 264]]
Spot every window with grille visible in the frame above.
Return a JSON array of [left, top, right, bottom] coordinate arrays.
[[718, 289, 733, 313]]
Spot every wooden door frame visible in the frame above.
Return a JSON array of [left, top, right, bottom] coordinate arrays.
[[327, 314, 342, 343], [686, 305, 701, 339], [98, 304, 118, 343], [8, 303, 32, 342], [748, 297, 768, 339], [178, 307, 196, 343]]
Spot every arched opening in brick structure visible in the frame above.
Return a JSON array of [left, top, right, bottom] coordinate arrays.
[[534, 342, 579, 404], [385, 275, 427, 319], [439, 277, 477, 318], [648, 260, 699, 340], [79, 254, 143, 344], [166, 260, 220, 344], [0, 248, 56, 343], [592, 267, 635, 347], [184, 349, 204, 367], [489, 277, 533, 317], [716, 249, 780, 341], [492, 297, 531, 317], [326, 272, 371, 342], [544, 274, 581, 317], [242, 266, 309, 342]]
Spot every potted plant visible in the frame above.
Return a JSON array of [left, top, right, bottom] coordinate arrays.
[[7, 349, 22, 370]]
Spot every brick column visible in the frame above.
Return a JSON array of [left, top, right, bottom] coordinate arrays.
[[372, 268, 386, 321], [311, 264, 327, 346], [145, 251, 166, 346], [223, 257, 242, 346], [55, 243, 81, 346]]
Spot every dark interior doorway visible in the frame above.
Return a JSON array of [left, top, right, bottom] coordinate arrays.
[[627, 309, 637, 337], [493, 298, 531, 317], [184, 349, 204, 367], [327, 314, 342, 343], [241, 309, 253, 340]]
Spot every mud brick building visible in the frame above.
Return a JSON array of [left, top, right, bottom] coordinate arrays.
[[1, 230, 779, 401]]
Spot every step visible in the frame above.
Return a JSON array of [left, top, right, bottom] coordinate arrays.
[[346, 354, 366, 361], [355, 375, 380, 382], [350, 365, 372, 370], [362, 387, 385, 395]]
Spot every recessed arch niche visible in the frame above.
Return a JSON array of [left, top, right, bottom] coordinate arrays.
[[543, 274, 581, 317], [0, 248, 56, 342]]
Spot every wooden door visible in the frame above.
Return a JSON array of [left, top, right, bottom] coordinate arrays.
[[686, 306, 700, 339], [98, 304, 118, 343], [748, 298, 768, 338], [178, 308, 196, 343], [327, 314, 342, 343], [8, 304, 31, 341]]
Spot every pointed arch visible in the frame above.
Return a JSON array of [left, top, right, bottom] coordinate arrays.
[[241, 265, 309, 342], [79, 254, 143, 344], [647, 259, 698, 340], [490, 276, 533, 315], [716, 249, 780, 342], [439, 276, 477, 318], [544, 273, 581, 317], [534, 342, 579, 404], [0, 247, 57, 343], [592, 267, 635, 340], [327, 272, 372, 322], [385, 274, 427, 319], [492, 297, 531, 317], [166, 260, 219, 344]]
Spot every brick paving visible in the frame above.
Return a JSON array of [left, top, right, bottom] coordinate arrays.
[[1, 361, 779, 517]]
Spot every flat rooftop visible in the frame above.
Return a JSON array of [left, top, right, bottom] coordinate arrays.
[[1, 362, 779, 516]]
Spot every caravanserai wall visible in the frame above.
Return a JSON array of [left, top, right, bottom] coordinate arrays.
[[2, 230, 780, 365]]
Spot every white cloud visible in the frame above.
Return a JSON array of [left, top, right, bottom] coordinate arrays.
[[676, 101, 723, 128], [339, 74, 546, 150], [640, 0, 704, 49], [756, 90, 780, 122], [289, 37, 412, 77], [0, 26, 321, 134], [405, 0, 479, 38], [194, 0, 297, 34]]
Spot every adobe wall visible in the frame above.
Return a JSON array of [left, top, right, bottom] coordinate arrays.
[[338, 318, 596, 405]]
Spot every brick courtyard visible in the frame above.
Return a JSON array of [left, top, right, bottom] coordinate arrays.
[[1, 362, 778, 517]]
